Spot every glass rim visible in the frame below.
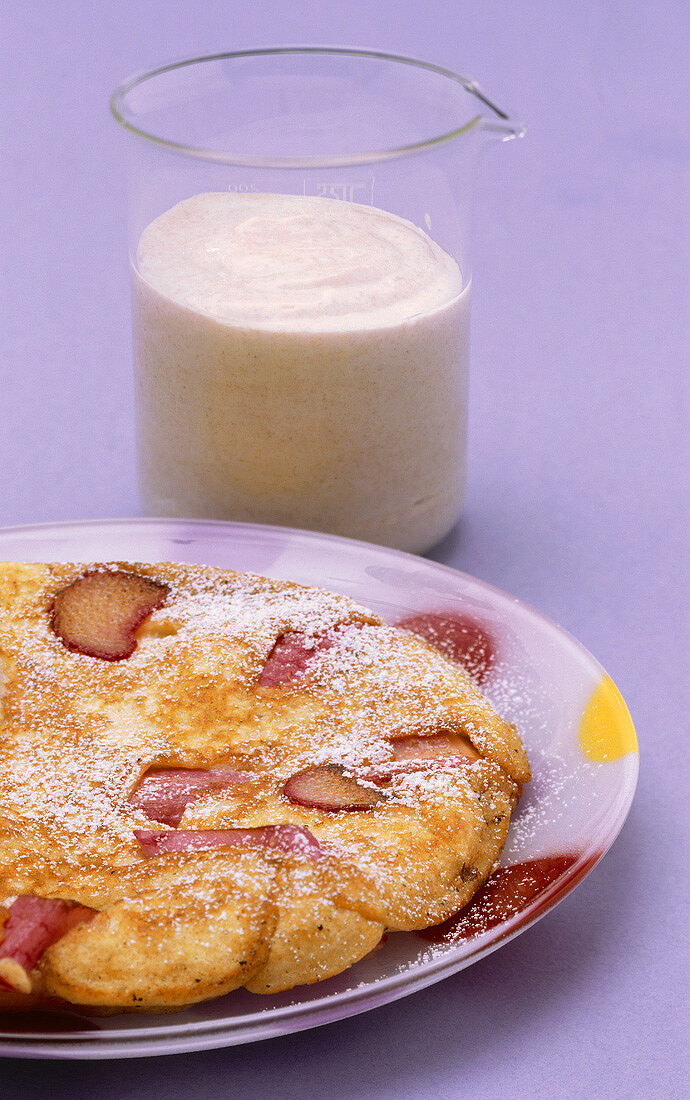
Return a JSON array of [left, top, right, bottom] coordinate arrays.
[[110, 45, 523, 168]]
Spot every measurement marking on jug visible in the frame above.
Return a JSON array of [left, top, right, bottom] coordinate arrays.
[[302, 179, 375, 204]]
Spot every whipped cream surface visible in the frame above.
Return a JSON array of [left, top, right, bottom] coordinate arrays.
[[137, 192, 463, 330]]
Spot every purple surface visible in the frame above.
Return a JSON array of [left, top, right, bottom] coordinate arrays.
[[1, 0, 688, 1096]]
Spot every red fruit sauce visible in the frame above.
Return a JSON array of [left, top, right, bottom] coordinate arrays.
[[396, 611, 496, 684], [417, 852, 600, 945]]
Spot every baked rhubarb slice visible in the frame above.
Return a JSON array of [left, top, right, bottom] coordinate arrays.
[[129, 766, 255, 827], [259, 623, 364, 686], [51, 569, 169, 660], [284, 764, 386, 811], [362, 733, 480, 783], [0, 897, 95, 994], [135, 823, 325, 860]]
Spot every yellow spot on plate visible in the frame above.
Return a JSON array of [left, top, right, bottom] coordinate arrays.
[[579, 676, 638, 761]]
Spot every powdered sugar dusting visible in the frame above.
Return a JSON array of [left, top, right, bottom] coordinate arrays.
[[0, 559, 531, 1005]]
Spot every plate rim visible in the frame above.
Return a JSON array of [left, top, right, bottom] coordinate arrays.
[[0, 515, 638, 686], [0, 517, 639, 1056]]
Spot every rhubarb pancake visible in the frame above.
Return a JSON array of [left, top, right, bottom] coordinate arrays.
[[0, 560, 530, 1008]]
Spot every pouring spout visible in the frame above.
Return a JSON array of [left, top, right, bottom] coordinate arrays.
[[467, 81, 525, 141], [479, 117, 526, 141]]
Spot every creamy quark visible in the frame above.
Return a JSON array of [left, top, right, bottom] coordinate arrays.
[[133, 192, 469, 552]]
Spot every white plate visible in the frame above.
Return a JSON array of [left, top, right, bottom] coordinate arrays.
[[0, 519, 638, 1059]]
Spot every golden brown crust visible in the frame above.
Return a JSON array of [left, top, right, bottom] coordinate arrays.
[[0, 560, 529, 1009], [244, 862, 385, 994], [40, 850, 277, 1008]]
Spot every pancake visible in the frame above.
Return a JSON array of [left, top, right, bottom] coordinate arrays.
[[0, 560, 530, 1009]]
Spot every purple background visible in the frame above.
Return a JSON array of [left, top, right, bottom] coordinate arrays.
[[1, 1, 688, 1095]]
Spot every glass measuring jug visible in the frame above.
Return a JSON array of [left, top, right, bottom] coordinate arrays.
[[112, 48, 523, 553]]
